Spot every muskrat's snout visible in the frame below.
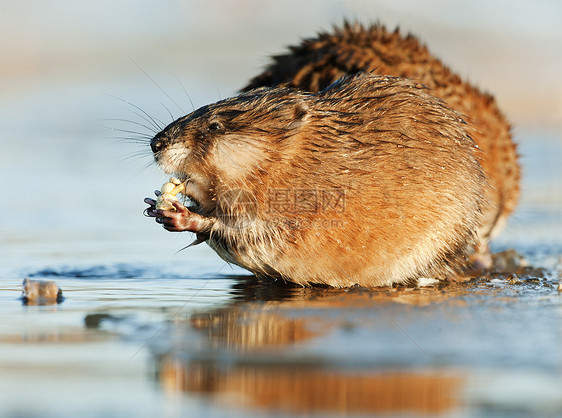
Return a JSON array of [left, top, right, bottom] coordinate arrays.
[[149, 120, 194, 175], [150, 132, 168, 154]]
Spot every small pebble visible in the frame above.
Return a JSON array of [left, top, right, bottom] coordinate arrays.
[[506, 274, 522, 285], [22, 278, 63, 305]]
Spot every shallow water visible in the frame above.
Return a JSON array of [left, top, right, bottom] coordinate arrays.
[[1, 261, 561, 417], [1, 2, 562, 416]]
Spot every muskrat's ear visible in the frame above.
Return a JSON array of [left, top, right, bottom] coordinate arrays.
[[286, 100, 309, 130]]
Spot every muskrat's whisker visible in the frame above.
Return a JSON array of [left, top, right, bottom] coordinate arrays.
[[127, 109, 163, 132], [108, 136, 151, 145], [106, 127, 154, 138], [158, 101, 175, 123], [175, 76, 196, 111], [108, 150, 153, 171], [107, 134, 153, 144], [101, 118, 158, 134], [109, 95, 164, 131], [101, 132, 151, 148], [130, 57, 185, 115], [214, 81, 222, 101], [116, 151, 153, 163]]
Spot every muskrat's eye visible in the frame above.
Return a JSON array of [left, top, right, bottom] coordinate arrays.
[[208, 122, 223, 131]]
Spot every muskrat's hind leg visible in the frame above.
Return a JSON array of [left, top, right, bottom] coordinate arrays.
[[469, 240, 493, 270]]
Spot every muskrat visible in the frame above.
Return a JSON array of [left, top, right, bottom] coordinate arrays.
[[242, 22, 520, 266], [144, 73, 485, 287]]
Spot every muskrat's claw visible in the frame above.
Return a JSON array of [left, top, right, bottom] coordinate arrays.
[[187, 235, 206, 247]]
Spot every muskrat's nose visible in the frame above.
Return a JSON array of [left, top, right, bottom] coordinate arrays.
[[150, 133, 167, 154]]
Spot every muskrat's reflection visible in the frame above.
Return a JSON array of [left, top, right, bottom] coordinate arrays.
[[190, 308, 316, 349], [155, 357, 462, 414], [152, 276, 465, 414]]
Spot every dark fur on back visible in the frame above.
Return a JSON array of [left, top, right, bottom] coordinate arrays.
[[242, 22, 520, 262]]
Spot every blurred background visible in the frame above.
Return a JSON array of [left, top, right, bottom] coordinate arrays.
[[1, 0, 561, 270], [2, 0, 561, 123]]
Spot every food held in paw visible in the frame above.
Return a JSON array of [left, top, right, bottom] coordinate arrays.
[[156, 177, 185, 211]]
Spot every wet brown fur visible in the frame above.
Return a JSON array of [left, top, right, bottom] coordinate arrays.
[[153, 74, 485, 287], [242, 22, 520, 259]]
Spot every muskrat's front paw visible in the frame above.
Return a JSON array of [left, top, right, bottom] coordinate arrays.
[[157, 200, 190, 231], [157, 200, 212, 233]]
